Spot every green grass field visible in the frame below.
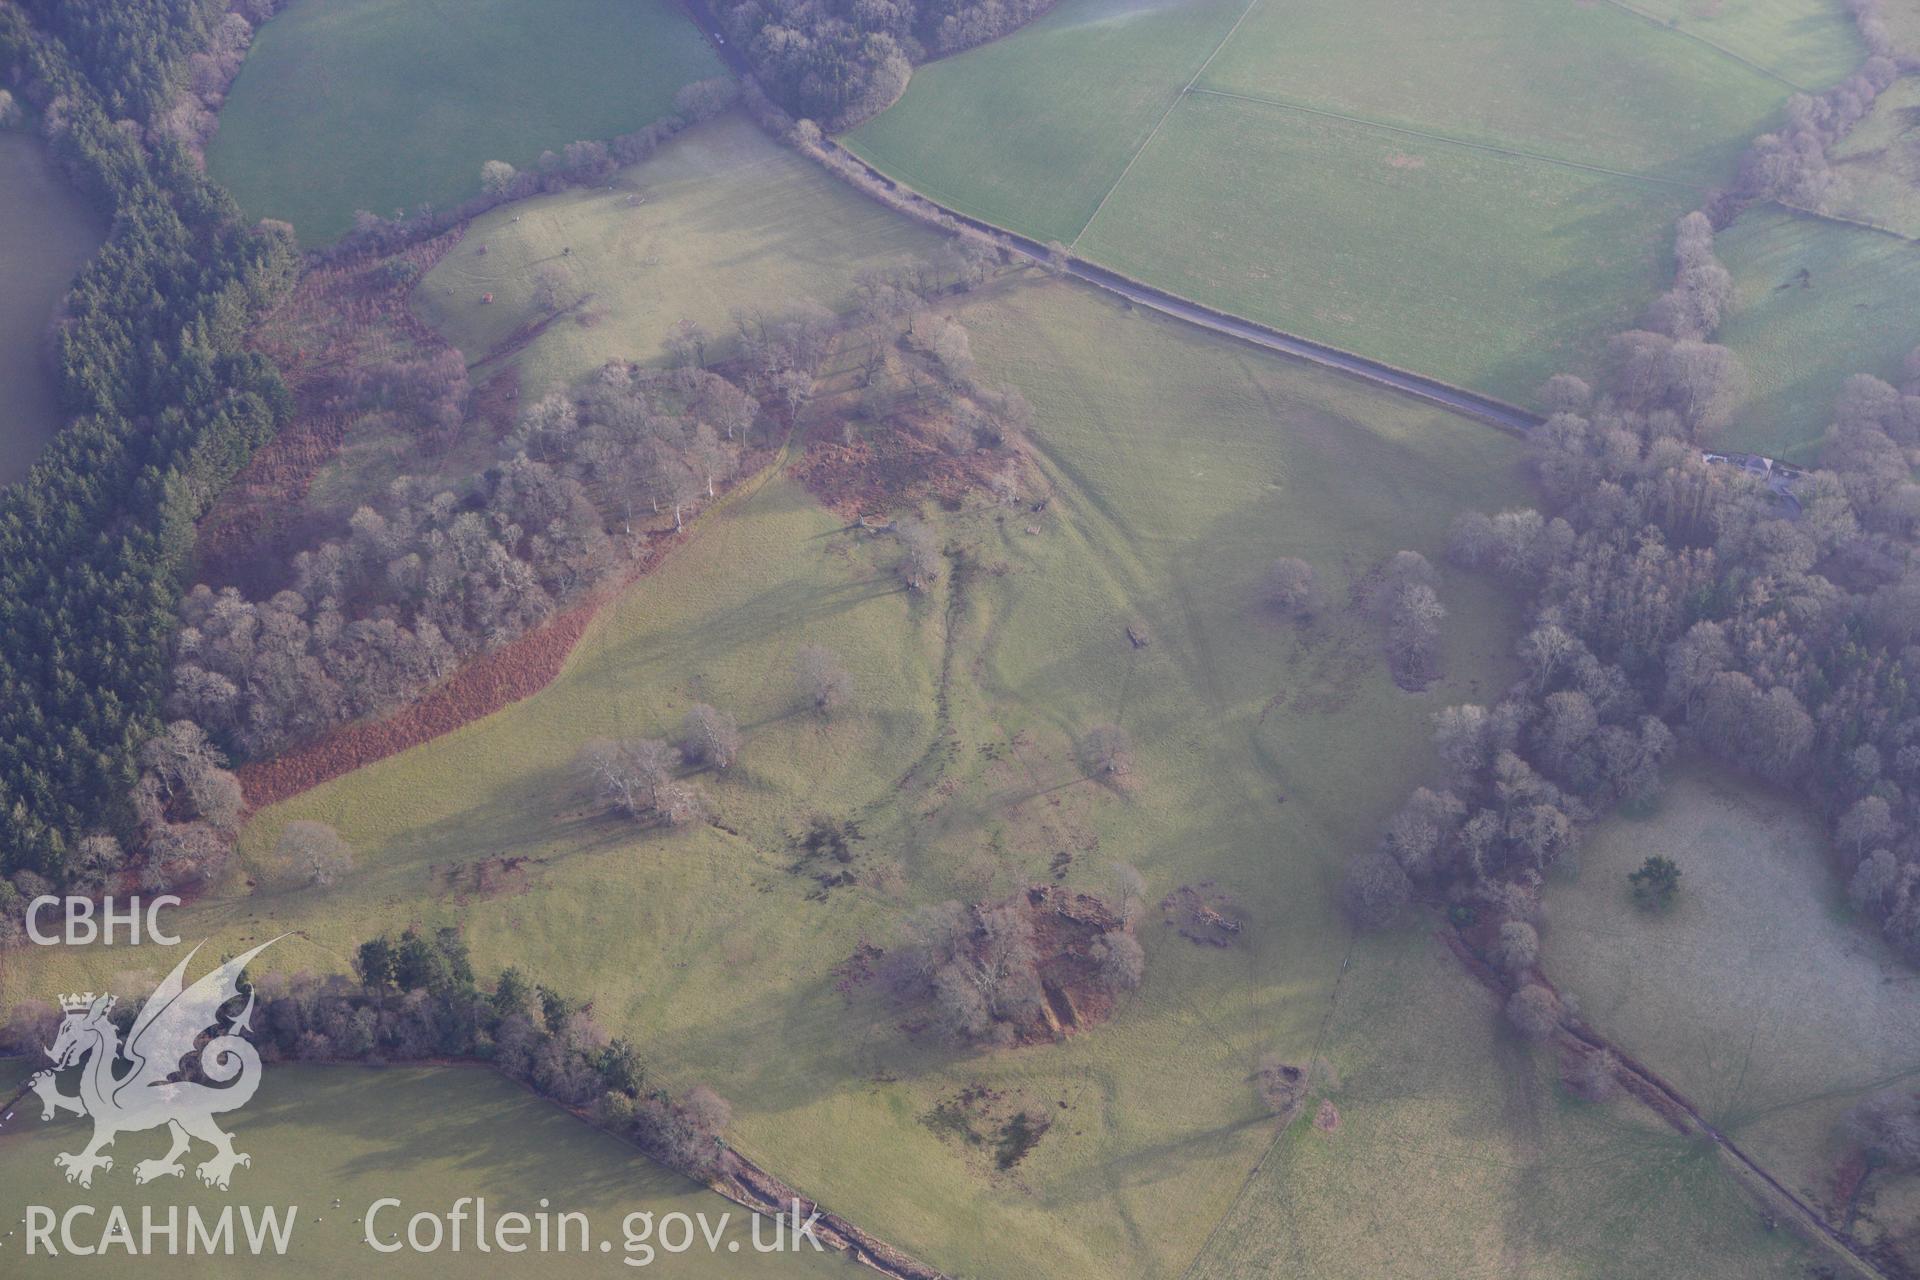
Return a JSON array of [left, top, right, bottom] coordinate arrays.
[[846, 0, 1849, 404], [415, 112, 949, 399], [1712, 205, 1920, 460], [1186, 929, 1815, 1280], [1626, 0, 1866, 88], [1831, 76, 1920, 238], [0, 1062, 846, 1277], [1198, 0, 1790, 179], [1545, 764, 1920, 1262], [1072, 93, 1697, 404], [207, 0, 723, 244]]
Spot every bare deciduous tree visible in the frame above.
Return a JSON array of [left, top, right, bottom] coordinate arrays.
[[277, 820, 354, 887], [680, 704, 742, 771]]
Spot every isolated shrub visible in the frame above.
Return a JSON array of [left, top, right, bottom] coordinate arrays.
[[1264, 556, 1322, 619], [1628, 855, 1681, 911], [1505, 984, 1562, 1042]]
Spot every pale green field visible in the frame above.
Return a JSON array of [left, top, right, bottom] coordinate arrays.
[[0, 1062, 845, 1277], [208, 0, 723, 244], [1712, 206, 1920, 460], [1073, 92, 1698, 403], [1831, 75, 1920, 238], [416, 112, 948, 398], [846, 0, 1840, 403], [1199, 0, 1789, 179], [1625, 0, 1865, 88], [841, 0, 1251, 244], [1187, 930, 1815, 1280], [1546, 764, 1920, 1265]]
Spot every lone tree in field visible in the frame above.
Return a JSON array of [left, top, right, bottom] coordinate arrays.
[[1080, 724, 1134, 779], [680, 704, 742, 771], [1264, 556, 1322, 620], [1628, 855, 1681, 911], [795, 645, 852, 712], [896, 518, 941, 591], [1505, 984, 1562, 1042], [581, 738, 705, 826], [1339, 848, 1411, 928], [277, 820, 354, 888]]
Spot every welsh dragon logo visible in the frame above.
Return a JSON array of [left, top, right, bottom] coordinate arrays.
[[27, 938, 280, 1190]]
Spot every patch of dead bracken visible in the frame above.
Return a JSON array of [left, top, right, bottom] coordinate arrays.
[[196, 230, 467, 593], [1160, 881, 1245, 947], [789, 407, 1022, 519]]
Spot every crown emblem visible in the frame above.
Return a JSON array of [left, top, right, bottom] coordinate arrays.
[[58, 992, 109, 1014]]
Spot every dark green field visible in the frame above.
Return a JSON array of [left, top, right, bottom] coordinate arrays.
[[208, 0, 723, 243]]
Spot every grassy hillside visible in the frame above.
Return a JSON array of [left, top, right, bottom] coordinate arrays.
[[208, 0, 723, 244], [2, 113, 1832, 1278], [0, 1063, 846, 1277], [1186, 930, 1815, 1280], [1, 270, 1548, 1278], [1627, 0, 1865, 88], [1712, 206, 1920, 460], [1198, 0, 1788, 178], [1546, 765, 1920, 1269], [1831, 76, 1920, 237], [845, 0, 1842, 404], [415, 113, 948, 398]]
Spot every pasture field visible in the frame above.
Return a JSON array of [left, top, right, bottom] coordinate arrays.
[[0, 1062, 846, 1277], [1545, 765, 1920, 1265], [845, 0, 1841, 405], [1, 259, 1554, 1278], [207, 0, 722, 245], [1197, 0, 1788, 179], [416, 112, 949, 399], [0, 133, 104, 487], [1626, 0, 1866, 88], [837, 0, 1251, 245], [1186, 929, 1814, 1280], [1712, 206, 1920, 460], [1830, 75, 1920, 238], [1072, 93, 1696, 403]]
